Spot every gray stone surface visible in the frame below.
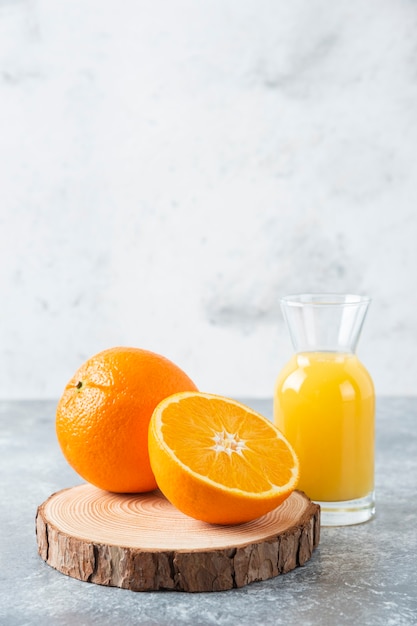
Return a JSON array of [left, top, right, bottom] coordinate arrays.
[[1, 397, 416, 625]]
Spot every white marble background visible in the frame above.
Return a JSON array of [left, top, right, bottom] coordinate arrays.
[[1, 0, 416, 400]]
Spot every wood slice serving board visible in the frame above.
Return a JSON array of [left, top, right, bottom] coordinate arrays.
[[36, 484, 320, 593]]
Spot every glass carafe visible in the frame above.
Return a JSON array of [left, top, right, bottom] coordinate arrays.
[[274, 294, 375, 526]]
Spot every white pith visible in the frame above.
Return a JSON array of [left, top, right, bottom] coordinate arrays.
[[210, 430, 248, 456]]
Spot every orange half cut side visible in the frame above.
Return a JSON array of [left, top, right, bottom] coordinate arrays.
[[148, 391, 299, 524]]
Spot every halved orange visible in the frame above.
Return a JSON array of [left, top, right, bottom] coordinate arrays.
[[148, 391, 299, 525]]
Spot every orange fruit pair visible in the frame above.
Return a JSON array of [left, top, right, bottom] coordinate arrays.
[[56, 347, 299, 525], [149, 391, 299, 524], [55, 347, 198, 493]]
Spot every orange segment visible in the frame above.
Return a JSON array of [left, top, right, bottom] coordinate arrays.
[[148, 392, 299, 525]]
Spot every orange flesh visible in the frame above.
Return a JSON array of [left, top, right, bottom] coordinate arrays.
[[160, 395, 297, 493]]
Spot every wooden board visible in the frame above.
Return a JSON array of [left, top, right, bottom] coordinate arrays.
[[36, 484, 320, 592]]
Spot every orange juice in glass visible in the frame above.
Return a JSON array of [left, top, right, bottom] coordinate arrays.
[[274, 294, 375, 526]]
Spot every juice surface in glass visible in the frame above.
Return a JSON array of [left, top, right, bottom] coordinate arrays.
[[274, 351, 375, 502]]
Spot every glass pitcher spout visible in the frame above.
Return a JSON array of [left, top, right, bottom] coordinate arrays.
[[280, 293, 371, 354]]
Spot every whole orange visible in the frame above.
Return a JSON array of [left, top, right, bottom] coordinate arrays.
[[56, 347, 198, 493]]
